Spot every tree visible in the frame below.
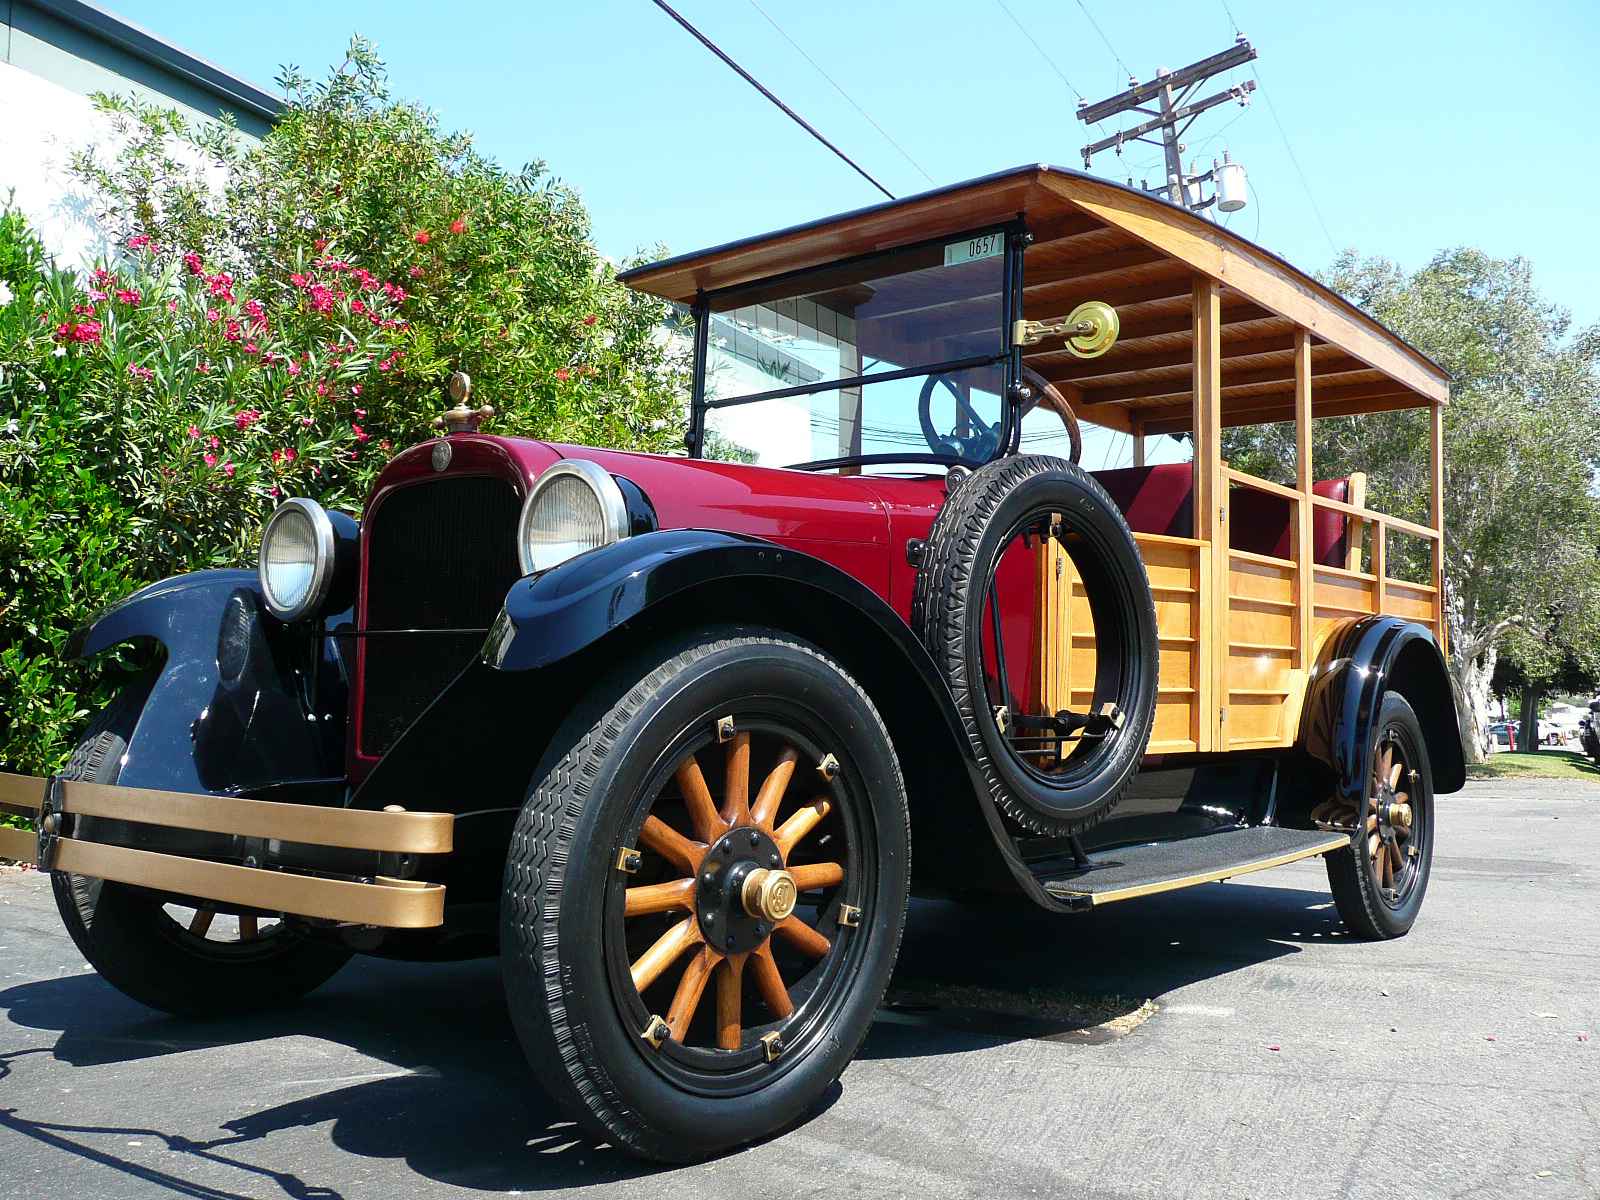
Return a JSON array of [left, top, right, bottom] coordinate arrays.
[[1223, 248, 1600, 760], [1, 40, 689, 780]]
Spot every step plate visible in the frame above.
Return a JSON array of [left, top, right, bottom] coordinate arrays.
[[1039, 827, 1348, 909]]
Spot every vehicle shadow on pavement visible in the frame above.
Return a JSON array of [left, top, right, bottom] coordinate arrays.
[[0, 877, 1341, 1194]]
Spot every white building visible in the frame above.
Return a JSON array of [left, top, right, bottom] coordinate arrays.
[[1, 0, 278, 270]]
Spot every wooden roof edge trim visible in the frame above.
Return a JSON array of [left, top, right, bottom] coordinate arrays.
[[616, 163, 1049, 303], [1040, 177, 1448, 405]]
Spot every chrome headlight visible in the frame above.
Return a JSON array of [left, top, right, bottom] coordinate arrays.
[[517, 460, 630, 575], [258, 498, 338, 621]]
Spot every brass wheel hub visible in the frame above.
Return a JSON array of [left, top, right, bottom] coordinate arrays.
[[695, 826, 789, 954]]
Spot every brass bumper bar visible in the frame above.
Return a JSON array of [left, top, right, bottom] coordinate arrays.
[[0, 770, 452, 928]]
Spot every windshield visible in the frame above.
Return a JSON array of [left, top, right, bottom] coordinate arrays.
[[697, 231, 1011, 469]]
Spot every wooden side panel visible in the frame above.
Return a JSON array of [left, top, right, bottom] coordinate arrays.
[[1136, 533, 1202, 754], [1225, 552, 1296, 747], [1315, 569, 1377, 620]]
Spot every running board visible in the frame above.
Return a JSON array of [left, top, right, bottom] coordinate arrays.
[[1036, 827, 1348, 911]]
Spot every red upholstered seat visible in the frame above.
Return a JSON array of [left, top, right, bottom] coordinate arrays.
[[1091, 464, 1194, 538], [1092, 463, 1356, 566], [1228, 476, 1353, 566]]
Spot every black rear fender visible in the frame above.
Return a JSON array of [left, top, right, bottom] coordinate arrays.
[[1289, 616, 1465, 822], [352, 530, 1039, 898]]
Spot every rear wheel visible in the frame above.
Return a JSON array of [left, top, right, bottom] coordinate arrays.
[[1323, 692, 1434, 940], [501, 628, 910, 1162], [51, 681, 351, 1016]]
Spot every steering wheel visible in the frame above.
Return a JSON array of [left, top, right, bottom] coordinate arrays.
[[917, 374, 1001, 461], [1019, 366, 1083, 465]]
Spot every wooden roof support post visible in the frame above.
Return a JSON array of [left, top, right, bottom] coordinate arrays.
[[1132, 418, 1146, 467], [1294, 329, 1314, 673], [1193, 277, 1224, 750], [1431, 402, 1447, 652]]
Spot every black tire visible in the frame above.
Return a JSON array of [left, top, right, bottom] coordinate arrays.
[[51, 680, 352, 1017], [501, 626, 910, 1162], [913, 454, 1158, 835], [1326, 692, 1434, 940]]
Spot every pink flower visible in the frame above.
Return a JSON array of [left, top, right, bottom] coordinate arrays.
[[380, 439, 392, 452], [204, 452, 216, 467], [377, 360, 390, 371], [183, 252, 203, 275], [127, 234, 150, 250], [414, 230, 430, 244], [316, 382, 328, 396], [244, 342, 259, 355], [92, 269, 115, 285], [351, 299, 364, 314], [311, 467, 321, 477], [449, 219, 466, 234], [88, 289, 108, 302], [269, 486, 281, 497], [554, 369, 570, 382], [72, 304, 94, 316], [351, 384, 362, 395], [314, 237, 327, 252], [53, 320, 102, 345], [197, 361, 211, 374], [125, 363, 154, 379], [290, 274, 308, 288], [300, 417, 313, 426], [209, 436, 220, 449], [235, 409, 260, 431], [354, 407, 366, 417], [284, 447, 297, 462], [287, 361, 301, 375], [206, 309, 220, 322], [167, 300, 178, 312], [583, 314, 598, 326], [352, 423, 369, 442], [115, 288, 141, 304], [187, 426, 201, 439], [224, 462, 236, 478], [245, 299, 264, 318], [409, 266, 423, 278]]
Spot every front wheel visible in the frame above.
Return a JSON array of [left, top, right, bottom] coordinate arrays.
[[1324, 692, 1435, 940], [501, 628, 910, 1162], [52, 680, 352, 1016]]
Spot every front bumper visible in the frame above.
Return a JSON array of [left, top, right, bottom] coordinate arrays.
[[0, 771, 452, 928]]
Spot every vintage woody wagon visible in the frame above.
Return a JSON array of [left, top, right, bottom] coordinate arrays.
[[1, 165, 1461, 1161]]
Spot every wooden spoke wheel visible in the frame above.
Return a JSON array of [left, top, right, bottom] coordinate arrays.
[[502, 629, 910, 1162], [616, 725, 856, 1066], [1325, 691, 1435, 940], [50, 683, 350, 1017]]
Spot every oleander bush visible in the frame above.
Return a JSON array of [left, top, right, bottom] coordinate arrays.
[[0, 39, 687, 783]]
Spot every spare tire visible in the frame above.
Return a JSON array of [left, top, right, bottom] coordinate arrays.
[[913, 454, 1159, 835]]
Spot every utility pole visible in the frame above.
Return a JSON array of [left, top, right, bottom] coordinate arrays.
[[1078, 35, 1257, 212]]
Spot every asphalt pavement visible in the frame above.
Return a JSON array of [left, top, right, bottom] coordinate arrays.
[[1, 778, 1595, 1200]]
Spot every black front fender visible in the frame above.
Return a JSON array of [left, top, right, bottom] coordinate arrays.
[[352, 529, 1053, 903], [65, 570, 332, 792], [1300, 616, 1466, 808]]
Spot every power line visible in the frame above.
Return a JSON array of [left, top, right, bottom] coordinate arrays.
[[744, 0, 935, 187], [646, 0, 895, 200], [1249, 65, 1337, 253], [994, 0, 1085, 101], [1217, 0, 1243, 34], [1072, 0, 1133, 81]]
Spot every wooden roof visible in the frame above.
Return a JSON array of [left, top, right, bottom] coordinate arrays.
[[619, 165, 1449, 432]]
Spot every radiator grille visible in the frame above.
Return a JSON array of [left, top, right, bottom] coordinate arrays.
[[359, 475, 523, 756]]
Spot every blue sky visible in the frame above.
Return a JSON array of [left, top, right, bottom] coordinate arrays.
[[113, 0, 1600, 333]]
